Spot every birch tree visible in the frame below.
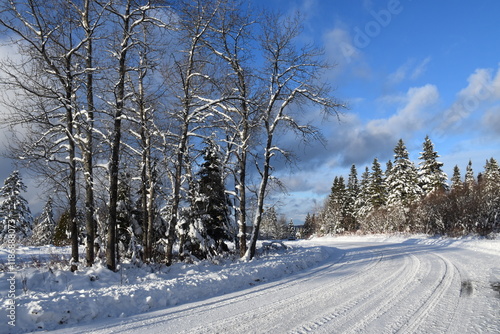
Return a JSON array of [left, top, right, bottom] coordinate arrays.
[[163, 0, 227, 266], [204, 0, 259, 257], [0, 0, 97, 265], [103, 0, 164, 271], [246, 12, 343, 259]]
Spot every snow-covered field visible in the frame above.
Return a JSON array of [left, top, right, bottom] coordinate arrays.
[[1, 235, 499, 333]]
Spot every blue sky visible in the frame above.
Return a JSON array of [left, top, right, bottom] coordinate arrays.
[[258, 0, 500, 223], [1, 0, 500, 225]]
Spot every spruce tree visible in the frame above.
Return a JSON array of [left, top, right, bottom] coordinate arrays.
[[386, 160, 393, 177], [356, 166, 372, 217], [345, 164, 359, 231], [302, 213, 316, 238], [32, 197, 56, 246], [450, 165, 462, 191], [481, 158, 500, 233], [483, 158, 500, 195], [322, 176, 347, 234], [386, 139, 422, 207], [368, 158, 386, 209], [189, 139, 231, 258], [53, 210, 71, 247], [260, 206, 280, 239], [418, 136, 448, 195], [0, 171, 33, 244], [465, 160, 475, 189]]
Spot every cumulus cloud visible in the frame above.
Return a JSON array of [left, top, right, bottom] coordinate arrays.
[[328, 84, 440, 166], [439, 66, 500, 133], [271, 84, 441, 209]]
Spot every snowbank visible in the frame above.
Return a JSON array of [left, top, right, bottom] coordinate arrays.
[[0, 242, 333, 333]]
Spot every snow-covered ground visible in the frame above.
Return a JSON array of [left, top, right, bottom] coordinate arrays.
[[1, 235, 499, 333]]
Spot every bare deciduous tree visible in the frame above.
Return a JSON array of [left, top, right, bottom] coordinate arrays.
[[245, 12, 344, 259]]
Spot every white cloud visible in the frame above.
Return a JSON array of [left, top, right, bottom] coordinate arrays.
[[288, 84, 441, 172], [368, 84, 440, 138], [387, 57, 431, 85], [439, 66, 500, 133]]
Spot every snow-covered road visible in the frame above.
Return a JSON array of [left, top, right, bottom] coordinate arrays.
[[50, 237, 500, 334]]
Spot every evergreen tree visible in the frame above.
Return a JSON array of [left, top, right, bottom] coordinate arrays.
[[288, 219, 296, 240], [483, 158, 500, 192], [53, 210, 71, 247], [260, 207, 287, 239], [450, 165, 462, 191], [418, 136, 448, 195], [356, 166, 372, 217], [322, 176, 347, 234], [481, 157, 500, 233], [329, 176, 347, 205], [188, 139, 231, 258], [368, 158, 386, 209], [386, 160, 393, 177], [345, 164, 359, 231], [302, 213, 316, 238], [386, 139, 422, 207], [0, 171, 33, 244], [116, 170, 140, 261], [465, 160, 475, 189], [32, 197, 56, 246]]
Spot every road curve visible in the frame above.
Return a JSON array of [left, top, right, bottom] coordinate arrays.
[[54, 240, 500, 334]]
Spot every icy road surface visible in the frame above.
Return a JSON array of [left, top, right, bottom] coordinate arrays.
[[51, 237, 500, 334]]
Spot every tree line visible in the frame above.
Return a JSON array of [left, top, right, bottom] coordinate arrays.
[[0, 0, 342, 270], [303, 136, 500, 238]]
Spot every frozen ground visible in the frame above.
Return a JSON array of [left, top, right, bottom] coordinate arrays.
[[1, 235, 499, 333]]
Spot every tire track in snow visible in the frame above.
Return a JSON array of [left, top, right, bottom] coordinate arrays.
[[183, 247, 388, 334], [396, 252, 456, 334], [71, 247, 355, 334], [332, 253, 422, 334], [289, 248, 421, 334]]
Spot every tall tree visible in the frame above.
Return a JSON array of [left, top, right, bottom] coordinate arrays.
[[78, 0, 104, 267], [322, 176, 347, 234], [344, 164, 359, 231], [163, 0, 227, 266], [0, 0, 97, 264], [450, 165, 462, 191], [356, 166, 371, 218], [368, 158, 386, 209], [103, 1, 162, 271], [386, 139, 421, 207], [246, 11, 343, 259], [193, 139, 231, 257], [465, 159, 475, 189], [418, 136, 448, 195], [205, 0, 259, 258]]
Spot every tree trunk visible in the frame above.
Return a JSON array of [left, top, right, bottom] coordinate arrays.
[[237, 140, 247, 258], [107, 2, 131, 271], [83, 0, 95, 267], [165, 137, 187, 266], [246, 131, 272, 260]]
